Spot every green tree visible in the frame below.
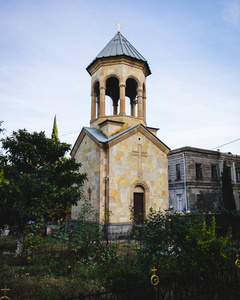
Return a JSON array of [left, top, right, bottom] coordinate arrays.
[[0, 121, 5, 134], [51, 115, 58, 140], [195, 191, 222, 212], [221, 160, 236, 210], [0, 129, 87, 231], [0, 121, 5, 154], [0, 169, 14, 226]]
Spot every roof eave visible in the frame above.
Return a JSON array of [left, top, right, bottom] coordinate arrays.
[[86, 55, 151, 76]]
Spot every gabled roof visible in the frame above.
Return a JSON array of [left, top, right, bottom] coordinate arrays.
[[71, 124, 170, 157], [86, 33, 151, 75], [84, 127, 108, 143]]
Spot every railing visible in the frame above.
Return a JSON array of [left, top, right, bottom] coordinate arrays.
[[60, 267, 239, 300], [155, 267, 239, 300]]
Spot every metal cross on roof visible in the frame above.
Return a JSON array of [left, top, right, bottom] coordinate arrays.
[[115, 22, 122, 33]]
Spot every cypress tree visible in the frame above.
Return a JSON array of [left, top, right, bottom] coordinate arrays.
[[51, 115, 58, 140], [221, 160, 236, 210]]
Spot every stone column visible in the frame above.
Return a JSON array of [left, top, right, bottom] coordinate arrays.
[[137, 88, 143, 118], [99, 86, 106, 117], [131, 98, 136, 116], [143, 96, 146, 121], [91, 94, 96, 121], [97, 96, 100, 118], [113, 101, 118, 115], [119, 83, 126, 115]]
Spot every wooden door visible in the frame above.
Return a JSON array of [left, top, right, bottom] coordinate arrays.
[[134, 193, 144, 224]]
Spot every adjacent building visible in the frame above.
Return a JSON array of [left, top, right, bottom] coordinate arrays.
[[168, 147, 240, 212]]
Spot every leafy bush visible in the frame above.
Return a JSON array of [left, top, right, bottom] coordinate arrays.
[[131, 209, 232, 276], [131, 208, 170, 269], [105, 264, 148, 291], [23, 217, 45, 263], [180, 213, 231, 273], [68, 200, 104, 258]]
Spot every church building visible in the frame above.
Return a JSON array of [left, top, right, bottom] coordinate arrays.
[[71, 29, 170, 230]]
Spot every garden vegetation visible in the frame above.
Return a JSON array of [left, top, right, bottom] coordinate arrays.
[[0, 205, 239, 300]]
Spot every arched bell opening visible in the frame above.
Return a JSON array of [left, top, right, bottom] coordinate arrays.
[[106, 76, 120, 116], [126, 78, 138, 117], [125, 95, 131, 116], [91, 81, 100, 120], [105, 95, 113, 116], [91, 76, 145, 120]]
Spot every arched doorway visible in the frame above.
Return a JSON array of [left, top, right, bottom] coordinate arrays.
[[133, 185, 145, 224]]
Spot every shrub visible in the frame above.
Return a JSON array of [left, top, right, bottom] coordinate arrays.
[[178, 213, 231, 274], [23, 217, 45, 263]]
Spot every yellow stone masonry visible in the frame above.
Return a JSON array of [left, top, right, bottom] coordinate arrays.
[[72, 129, 169, 223]]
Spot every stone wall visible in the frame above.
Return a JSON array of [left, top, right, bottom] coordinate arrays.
[[108, 131, 169, 223], [71, 134, 101, 219]]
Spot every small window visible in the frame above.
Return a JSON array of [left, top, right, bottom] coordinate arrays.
[[196, 163, 203, 179], [177, 194, 182, 211], [175, 163, 181, 180], [236, 168, 240, 182], [211, 165, 217, 180], [168, 165, 171, 181]]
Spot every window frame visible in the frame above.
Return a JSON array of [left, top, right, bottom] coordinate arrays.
[[236, 167, 240, 182], [211, 164, 218, 180], [177, 194, 182, 211], [175, 163, 181, 180], [196, 163, 203, 179]]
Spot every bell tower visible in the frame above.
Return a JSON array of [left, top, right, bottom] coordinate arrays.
[[86, 30, 151, 137], [71, 30, 169, 230]]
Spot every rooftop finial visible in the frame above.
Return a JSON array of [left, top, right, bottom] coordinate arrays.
[[115, 22, 122, 33]]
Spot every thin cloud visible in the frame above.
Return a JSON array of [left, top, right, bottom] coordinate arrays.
[[222, 0, 240, 26]]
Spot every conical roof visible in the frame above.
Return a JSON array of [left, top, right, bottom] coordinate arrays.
[[97, 33, 146, 61], [87, 33, 151, 74]]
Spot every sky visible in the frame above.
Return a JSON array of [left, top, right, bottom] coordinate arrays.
[[1, 0, 240, 155]]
